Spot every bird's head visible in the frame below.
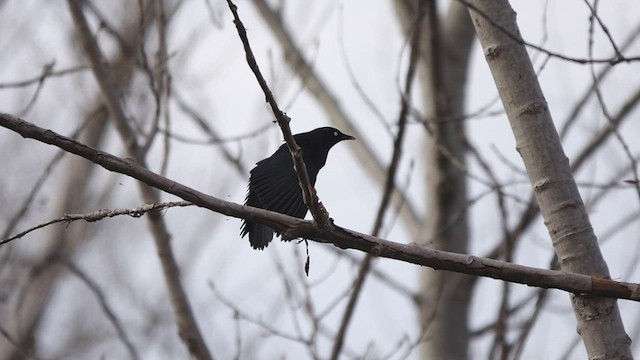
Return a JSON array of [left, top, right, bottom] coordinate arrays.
[[300, 127, 356, 147], [293, 127, 355, 170]]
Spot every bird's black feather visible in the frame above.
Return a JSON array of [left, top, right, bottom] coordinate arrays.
[[240, 127, 355, 249]]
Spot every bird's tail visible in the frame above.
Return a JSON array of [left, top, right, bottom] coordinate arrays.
[[240, 220, 274, 250]]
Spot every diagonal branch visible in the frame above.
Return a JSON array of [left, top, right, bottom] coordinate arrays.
[[225, 0, 329, 228], [251, 0, 423, 237], [64, 260, 140, 360], [2, 112, 640, 303]]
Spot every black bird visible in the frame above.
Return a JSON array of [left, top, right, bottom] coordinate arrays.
[[241, 127, 355, 249]]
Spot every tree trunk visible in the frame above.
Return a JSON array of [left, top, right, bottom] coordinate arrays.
[[467, 1, 633, 358], [393, 1, 476, 358]]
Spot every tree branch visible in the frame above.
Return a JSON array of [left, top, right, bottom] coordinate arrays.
[[251, 0, 423, 237], [1, 202, 192, 245], [459, 0, 639, 65], [225, 0, 330, 228], [66, 1, 212, 358], [2, 112, 640, 303], [330, 2, 426, 358]]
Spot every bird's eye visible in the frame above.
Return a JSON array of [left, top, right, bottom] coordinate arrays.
[[333, 131, 338, 137]]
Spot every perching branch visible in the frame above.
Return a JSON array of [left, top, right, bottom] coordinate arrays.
[[2, 112, 640, 303]]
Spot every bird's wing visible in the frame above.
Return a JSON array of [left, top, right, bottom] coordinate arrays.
[[250, 160, 309, 220]]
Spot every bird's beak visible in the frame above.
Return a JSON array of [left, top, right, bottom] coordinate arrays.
[[342, 133, 356, 141]]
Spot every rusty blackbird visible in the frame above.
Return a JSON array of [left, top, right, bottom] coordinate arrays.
[[241, 127, 355, 249]]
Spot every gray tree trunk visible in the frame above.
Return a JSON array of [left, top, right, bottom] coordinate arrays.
[[419, 3, 475, 359], [393, 1, 476, 358], [467, 1, 633, 358]]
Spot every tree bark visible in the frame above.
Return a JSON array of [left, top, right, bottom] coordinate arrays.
[[467, 1, 632, 358]]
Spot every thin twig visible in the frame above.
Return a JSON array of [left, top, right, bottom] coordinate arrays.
[[64, 260, 140, 360], [225, 0, 329, 228], [0, 110, 100, 240], [1, 202, 192, 245], [586, 0, 640, 204], [558, 15, 640, 140], [582, 0, 623, 58], [460, 0, 639, 64], [251, 0, 423, 237], [0, 63, 88, 89]]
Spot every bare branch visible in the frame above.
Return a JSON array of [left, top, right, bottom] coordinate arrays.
[[64, 260, 140, 360], [0, 62, 88, 89], [459, 0, 640, 65], [330, 2, 426, 358], [66, 1, 212, 358], [1, 202, 192, 245], [2, 113, 640, 303], [559, 20, 640, 140], [225, 0, 330, 229]]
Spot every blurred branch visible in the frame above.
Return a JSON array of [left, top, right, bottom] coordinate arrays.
[[400, 1, 475, 358], [0, 62, 88, 89], [0, 60, 88, 116], [66, 0, 212, 358], [571, 85, 640, 171], [481, 82, 640, 264], [582, 0, 622, 58], [64, 260, 140, 360], [559, 20, 640, 140], [0, 327, 36, 360], [587, 5, 640, 203], [209, 282, 311, 345], [330, 1, 425, 358], [2, 113, 640, 302], [326, 248, 416, 300], [0, 110, 100, 241], [336, 9, 392, 135], [67, 0, 139, 153], [172, 91, 248, 176]]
